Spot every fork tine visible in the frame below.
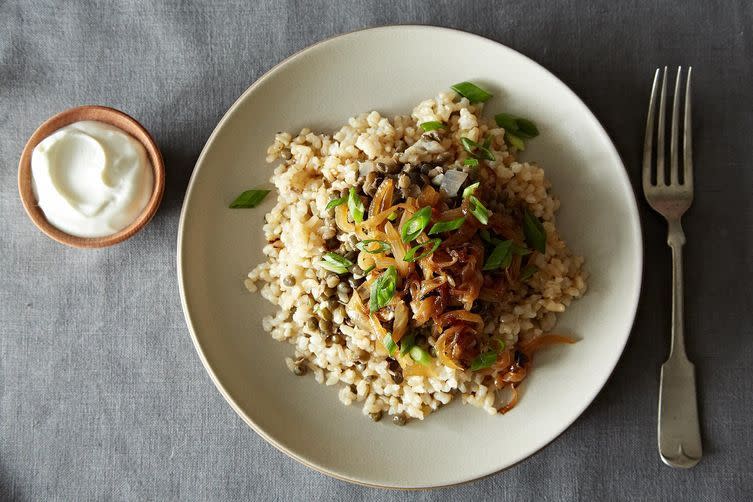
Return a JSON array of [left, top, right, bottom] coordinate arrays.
[[683, 67, 693, 187], [670, 67, 682, 185], [656, 67, 668, 185], [643, 68, 661, 190]]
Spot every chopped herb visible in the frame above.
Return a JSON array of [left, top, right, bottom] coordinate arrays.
[[493, 113, 518, 132], [325, 196, 346, 210], [520, 264, 538, 281], [470, 350, 498, 371], [356, 240, 391, 254], [479, 228, 493, 244], [523, 209, 546, 253], [462, 182, 480, 199], [511, 242, 532, 256], [419, 121, 445, 132], [229, 189, 271, 208], [369, 266, 397, 312], [382, 333, 398, 356], [468, 195, 490, 225], [451, 81, 493, 103], [403, 238, 442, 262], [463, 158, 479, 167], [348, 187, 365, 223], [387, 211, 398, 221], [399, 332, 416, 356], [505, 132, 526, 151], [428, 217, 466, 235], [363, 264, 376, 275], [400, 206, 432, 242], [483, 240, 513, 271], [460, 137, 495, 161], [516, 118, 540, 139], [321, 252, 354, 274], [482, 135, 492, 149], [494, 113, 539, 139], [494, 337, 507, 352], [409, 345, 432, 366]]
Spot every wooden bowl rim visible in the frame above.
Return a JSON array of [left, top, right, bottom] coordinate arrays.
[[17, 105, 165, 248]]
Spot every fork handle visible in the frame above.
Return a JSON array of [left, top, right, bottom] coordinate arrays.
[[658, 218, 702, 468]]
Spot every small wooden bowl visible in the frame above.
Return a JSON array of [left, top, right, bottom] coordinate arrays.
[[18, 105, 165, 248]]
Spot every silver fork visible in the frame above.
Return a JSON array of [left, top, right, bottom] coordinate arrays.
[[643, 66, 702, 468]]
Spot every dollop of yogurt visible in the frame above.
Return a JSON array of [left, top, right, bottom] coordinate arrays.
[[31, 121, 153, 238]]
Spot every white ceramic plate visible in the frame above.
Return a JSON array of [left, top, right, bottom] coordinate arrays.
[[178, 25, 642, 488]]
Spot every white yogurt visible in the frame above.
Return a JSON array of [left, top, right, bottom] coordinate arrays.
[[31, 121, 153, 238]]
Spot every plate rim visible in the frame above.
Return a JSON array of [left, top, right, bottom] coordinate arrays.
[[177, 23, 644, 489]]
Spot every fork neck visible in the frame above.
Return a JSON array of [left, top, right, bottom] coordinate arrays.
[[667, 218, 686, 249], [666, 218, 687, 361]]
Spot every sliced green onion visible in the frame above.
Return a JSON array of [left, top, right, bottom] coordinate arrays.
[[321, 252, 353, 274], [493, 113, 519, 131], [462, 182, 480, 199], [511, 242, 532, 256], [428, 217, 466, 235], [451, 81, 493, 103], [494, 338, 507, 352], [468, 195, 490, 225], [520, 264, 538, 281], [356, 239, 391, 254], [229, 189, 271, 208], [482, 135, 492, 149], [400, 206, 432, 242], [409, 345, 432, 366], [403, 238, 442, 262], [325, 196, 347, 210], [463, 158, 479, 167], [348, 187, 365, 223], [505, 132, 526, 151], [479, 228, 493, 244], [399, 332, 416, 356], [494, 113, 539, 139], [382, 333, 398, 356], [483, 240, 513, 271], [460, 137, 477, 155], [470, 350, 498, 371], [516, 118, 539, 139], [320, 262, 348, 274], [363, 264, 376, 275], [460, 137, 495, 161], [523, 209, 546, 253], [387, 211, 398, 221], [419, 121, 445, 132], [369, 266, 397, 312]]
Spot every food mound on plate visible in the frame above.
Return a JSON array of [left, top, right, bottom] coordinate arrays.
[[244, 82, 587, 425]]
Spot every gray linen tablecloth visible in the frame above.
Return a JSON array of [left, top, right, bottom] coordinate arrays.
[[2, 1, 752, 500]]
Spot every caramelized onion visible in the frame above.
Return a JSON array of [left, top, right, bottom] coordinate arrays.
[[522, 334, 577, 357], [392, 300, 409, 342], [498, 384, 519, 414]]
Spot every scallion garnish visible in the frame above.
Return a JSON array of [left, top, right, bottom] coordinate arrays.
[[428, 217, 466, 235], [451, 81, 493, 103], [348, 187, 365, 223], [409, 345, 432, 366], [369, 266, 397, 312], [400, 206, 432, 242], [460, 137, 495, 161], [229, 189, 271, 208], [325, 196, 346, 210], [470, 350, 498, 371], [505, 132, 526, 151], [399, 332, 416, 356], [523, 209, 546, 253], [356, 239, 391, 254], [462, 182, 480, 199], [387, 211, 398, 221], [511, 242, 532, 256], [468, 195, 490, 225], [494, 113, 540, 139], [419, 121, 445, 132], [321, 252, 354, 274], [383, 333, 398, 356], [463, 158, 479, 167], [363, 264, 376, 275], [483, 240, 513, 271], [520, 264, 538, 281], [403, 238, 442, 262]]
